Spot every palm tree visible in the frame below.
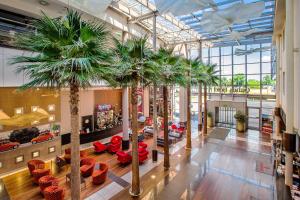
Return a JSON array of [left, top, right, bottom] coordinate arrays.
[[202, 63, 219, 135], [11, 10, 111, 200], [111, 36, 156, 195], [190, 59, 207, 134], [149, 48, 186, 169]]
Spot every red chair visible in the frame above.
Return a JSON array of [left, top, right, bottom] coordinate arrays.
[[138, 142, 147, 149], [171, 124, 178, 130], [107, 136, 122, 153], [93, 141, 107, 153], [28, 160, 45, 176], [64, 148, 87, 163], [80, 158, 95, 177], [44, 186, 65, 200], [32, 168, 50, 184], [138, 148, 149, 164], [39, 175, 58, 194], [92, 162, 108, 185], [116, 151, 132, 165], [145, 117, 153, 126]]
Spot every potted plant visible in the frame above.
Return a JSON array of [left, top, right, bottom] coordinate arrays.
[[207, 112, 213, 128], [234, 111, 246, 132]]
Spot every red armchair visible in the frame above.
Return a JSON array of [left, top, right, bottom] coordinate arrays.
[[138, 142, 147, 149], [107, 136, 122, 153], [64, 148, 87, 163], [39, 175, 58, 194], [116, 151, 132, 165], [28, 159, 45, 176], [32, 168, 51, 184], [138, 148, 149, 164], [92, 162, 108, 185], [44, 186, 65, 200], [80, 158, 95, 177], [93, 141, 107, 153]]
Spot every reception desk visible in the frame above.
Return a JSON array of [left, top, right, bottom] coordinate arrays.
[[61, 125, 122, 146], [0, 137, 61, 175]]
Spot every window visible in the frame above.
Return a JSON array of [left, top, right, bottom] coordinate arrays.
[[221, 55, 232, 65]]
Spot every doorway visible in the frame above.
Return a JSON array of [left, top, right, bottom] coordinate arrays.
[[216, 106, 236, 128], [248, 107, 260, 130]]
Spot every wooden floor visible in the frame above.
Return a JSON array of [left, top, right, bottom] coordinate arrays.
[[2, 135, 161, 200], [2, 128, 274, 200], [112, 128, 274, 200]]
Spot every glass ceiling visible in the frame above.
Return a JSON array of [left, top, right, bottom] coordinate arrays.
[[111, 0, 275, 47]]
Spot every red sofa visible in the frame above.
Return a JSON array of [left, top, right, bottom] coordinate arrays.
[[138, 148, 149, 164], [64, 148, 87, 163], [44, 186, 65, 200], [107, 136, 122, 153], [93, 141, 107, 153], [80, 158, 95, 177], [32, 168, 51, 184], [28, 159, 45, 176], [116, 151, 132, 165], [39, 175, 58, 194], [92, 162, 108, 185]]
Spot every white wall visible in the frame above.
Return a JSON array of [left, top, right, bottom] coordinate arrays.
[[0, 46, 32, 87]]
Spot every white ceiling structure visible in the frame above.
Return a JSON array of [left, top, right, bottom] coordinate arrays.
[[0, 0, 275, 48]]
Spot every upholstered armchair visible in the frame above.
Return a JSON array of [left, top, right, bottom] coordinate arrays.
[[64, 148, 87, 163], [80, 157, 96, 177], [138, 142, 147, 149], [44, 186, 65, 200], [28, 159, 45, 176], [107, 136, 122, 153], [32, 168, 51, 184], [39, 175, 59, 194], [92, 162, 108, 185], [93, 141, 107, 153], [116, 151, 132, 165], [138, 148, 149, 164]]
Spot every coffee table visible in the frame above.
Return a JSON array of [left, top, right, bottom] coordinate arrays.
[[66, 173, 86, 190]]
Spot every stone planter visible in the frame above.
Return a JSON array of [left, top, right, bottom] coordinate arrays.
[[236, 121, 245, 132], [208, 116, 213, 128]]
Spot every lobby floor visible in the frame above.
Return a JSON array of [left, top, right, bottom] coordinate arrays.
[[111, 128, 274, 200]]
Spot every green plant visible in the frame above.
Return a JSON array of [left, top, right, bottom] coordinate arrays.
[[11, 10, 111, 200], [234, 111, 247, 123], [208, 112, 213, 118]]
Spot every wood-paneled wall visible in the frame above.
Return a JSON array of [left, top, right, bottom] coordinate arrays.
[[0, 87, 61, 132]]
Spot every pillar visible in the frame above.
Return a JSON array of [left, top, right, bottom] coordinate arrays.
[[284, 0, 295, 187], [143, 87, 150, 117], [179, 87, 187, 123], [275, 36, 281, 137], [198, 41, 203, 131], [122, 87, 130, 150]]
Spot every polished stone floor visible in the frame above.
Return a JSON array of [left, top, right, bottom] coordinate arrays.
[[111, 127, 274, 200]]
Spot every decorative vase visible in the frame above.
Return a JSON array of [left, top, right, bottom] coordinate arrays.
[[236, 121, 245, 132], [208, 117, 213, 128]]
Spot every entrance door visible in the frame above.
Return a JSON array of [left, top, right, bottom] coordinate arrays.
[[248, 107, 260, 130], [216, 106, 236, 128]]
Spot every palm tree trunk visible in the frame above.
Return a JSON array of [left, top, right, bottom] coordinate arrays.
[[152, 84, 158, 162], [163, 85, 170, 169], [69, 83, 81, 200], [202, 83, 208, 135], [130, 79, 140, 196], [198, 82, 202, 132], [186, 83, 192, 149]]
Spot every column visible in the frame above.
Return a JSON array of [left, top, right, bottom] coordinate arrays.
[[143, 87, 150, 117], [122, 86, 130, 150], [284, 0, 295, 187], [198, 41, 203, 131], [121, 31, 130, 150], [179, 87, 187, 123], [275, 36, 281, 137]]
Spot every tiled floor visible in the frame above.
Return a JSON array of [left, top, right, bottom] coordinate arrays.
[[108, 125, 274, 200]]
